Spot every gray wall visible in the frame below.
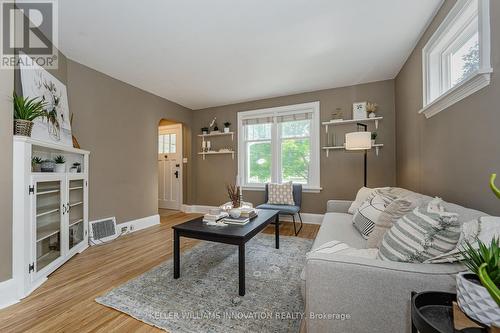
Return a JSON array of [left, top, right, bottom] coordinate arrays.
[[192, 80, 397, 213], [0, 61, 14, 282], [395, 0, 500, 215], [66, 60, 193, 223]]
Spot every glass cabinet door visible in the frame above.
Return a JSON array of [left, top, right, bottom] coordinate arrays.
[[34, 180, 62, 272], [68, 179, 85, 249]]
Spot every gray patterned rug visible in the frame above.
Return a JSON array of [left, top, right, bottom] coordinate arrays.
[[96, 234, 313, 333]]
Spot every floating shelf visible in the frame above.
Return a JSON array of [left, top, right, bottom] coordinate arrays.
[[36, 207, 60, 218], [322, 117, 383, 133], [69, 218, 84, 228], [198, 151, 235, 160], [37, 223, 60, 242], [198, 132, 234, 140], [322, 144, 384, 157]]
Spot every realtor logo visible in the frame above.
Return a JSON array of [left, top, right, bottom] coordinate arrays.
[[1, 0, 58, 69]]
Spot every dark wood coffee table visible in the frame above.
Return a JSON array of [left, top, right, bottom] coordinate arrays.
[[172, 209, 280, 296]]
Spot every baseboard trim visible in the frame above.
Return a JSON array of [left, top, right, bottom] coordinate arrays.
[[120, 214, 160, 233], [181, 205, 324, 225], [0, 278, 20, 309]]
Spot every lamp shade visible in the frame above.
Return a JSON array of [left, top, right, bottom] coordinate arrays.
[[345, 131, 372, 150]]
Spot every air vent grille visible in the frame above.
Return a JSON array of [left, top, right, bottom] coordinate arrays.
[[89, 217, 117, 244]]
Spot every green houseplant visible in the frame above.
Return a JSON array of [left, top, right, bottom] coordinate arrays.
[[371, 132, 377, 145], [31, 156, 43, 172], [54, 155, 66, 173], [223, 122, 231, 133], [13, 92, 48, 137]]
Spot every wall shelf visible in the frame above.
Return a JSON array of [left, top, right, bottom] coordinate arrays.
[[322, 144, 384, 157], [198, 131, 234, 140], [198, 151, 235, 160], [322, 117, 383, 133]]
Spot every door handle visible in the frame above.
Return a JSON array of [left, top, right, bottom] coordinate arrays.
[[174, 170, 179, 178], [164, 155, 168, 159]]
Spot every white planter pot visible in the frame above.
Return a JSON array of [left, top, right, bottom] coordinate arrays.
[[55, 163, 66, 173], [371, 140, 376, 146], [456, 272, 500, 327], [224, 127, 230, 133]]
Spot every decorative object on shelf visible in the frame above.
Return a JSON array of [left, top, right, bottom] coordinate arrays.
[[218, 148, 232, 153], [229, 208, 241, 218], [206, 140, 211, 151], [70, 113, 81, 149], [345, 123, 372, 186], [331, 107, 344, 121], [223, 122, 231, 133], [457, 237, 500, 326], [371, 132, 378, 145], [201, 127, 209, 135], [54, 155, 66, 173], [12, 92, 47, 137], [71, 162, 82, 173], [352, 102, 367, 120], [366, 102, 378, 118], [31, 156, 43, 172], [19, 54, 73, 146], [40, 159, 55, 172], [209, 117, 219, 133], [226, 184, 241, 208]]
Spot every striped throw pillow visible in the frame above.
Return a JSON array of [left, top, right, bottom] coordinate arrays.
[[378, 198, 460, 263], [352, 190, 397, 239], [267, 182, 295, 205]]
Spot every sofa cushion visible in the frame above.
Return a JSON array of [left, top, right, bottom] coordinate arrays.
[[348, 187, 374, 214], [378, 198, 461, 263], [352, 190, 397, 239], [312, 212, 366, 250]]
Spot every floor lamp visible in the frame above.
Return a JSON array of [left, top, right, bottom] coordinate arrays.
[[345, 123, 372, 187]]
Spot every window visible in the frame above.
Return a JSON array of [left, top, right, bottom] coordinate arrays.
[[158, 133, 176, 154], [238, 102, 320, 192], [421, 0, 492, 118]]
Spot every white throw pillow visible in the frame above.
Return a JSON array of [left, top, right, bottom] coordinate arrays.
[[308, 240, 379, 259], [267, 182, 295, 205], [348, 187, 374, 214]]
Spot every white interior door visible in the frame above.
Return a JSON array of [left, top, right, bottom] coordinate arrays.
[[158, 124, 182, 210]]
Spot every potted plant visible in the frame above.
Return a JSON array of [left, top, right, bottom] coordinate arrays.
[[13, 92, 47, 137], [371, 132, 378, 145], [40, 159, 55, 172], [457, 237, 500, 326], [32, 156, 43, 172], [366, 102, 378, 118], [201, 127, 209, 135], [54, 155, 66, 173], [71, 162, 82, 173], [223, 122, 231, 133]]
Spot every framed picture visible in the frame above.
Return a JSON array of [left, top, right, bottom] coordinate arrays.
[[20, 53, 73, 146], [352, 102, 367, 120]]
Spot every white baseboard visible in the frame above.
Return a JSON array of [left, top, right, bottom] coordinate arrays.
[[0, 278, 20, 309], [119, 214, 160, 233], [181, 205, 324, 225]]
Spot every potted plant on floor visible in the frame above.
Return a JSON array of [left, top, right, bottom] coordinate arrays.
[[224, 122, 231, 133], [13, 92, 47, 137], [54, 155, 66, 173]]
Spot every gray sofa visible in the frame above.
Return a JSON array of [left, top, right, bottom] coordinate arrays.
[[302, 188, 486, 333]]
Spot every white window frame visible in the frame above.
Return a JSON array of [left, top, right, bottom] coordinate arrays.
[[237, 102, 321, 193], [420, 0, 492, 118]]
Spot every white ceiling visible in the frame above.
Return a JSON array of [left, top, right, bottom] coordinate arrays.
[[59, 0, 442, 110]]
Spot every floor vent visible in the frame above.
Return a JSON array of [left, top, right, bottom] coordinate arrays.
[[89, 217, 117, 245]]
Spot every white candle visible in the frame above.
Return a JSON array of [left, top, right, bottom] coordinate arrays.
[[207, 141, 211, 150], [202, 141, 206, 149]]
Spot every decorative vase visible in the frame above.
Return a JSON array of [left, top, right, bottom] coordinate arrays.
[[40, 160, 55, 173], [14, 119, 34, 137], [371, 140, 376, 146], [456, 272, 500, 327], [54, 163, 66, 173], [368, 113, 376, 118], [32, 164, 41, 172], [224, 127, 230, 133], [229, 208, 241, 218]]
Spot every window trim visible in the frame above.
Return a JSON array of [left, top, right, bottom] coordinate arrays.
[[237, 102, 321, 193], [420, 0, 492, 119]]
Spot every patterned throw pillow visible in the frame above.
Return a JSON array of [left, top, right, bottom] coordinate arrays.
[[378, 198, 460, 263], [352, 190, 398, 239], [366, 199, 417, 248], [267, 182, 295, 205]]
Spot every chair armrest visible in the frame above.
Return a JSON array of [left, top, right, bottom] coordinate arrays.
[[305, 253, 464, 333], [326, 200, 352, 213]]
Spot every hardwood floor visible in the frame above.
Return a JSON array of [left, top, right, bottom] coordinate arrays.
[[0, 212, 319, 333]]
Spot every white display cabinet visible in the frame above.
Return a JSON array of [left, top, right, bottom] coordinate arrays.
[[13, 136, 90, 298]]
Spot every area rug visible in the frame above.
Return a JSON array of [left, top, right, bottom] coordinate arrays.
[[96, 234, 313, 333]]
